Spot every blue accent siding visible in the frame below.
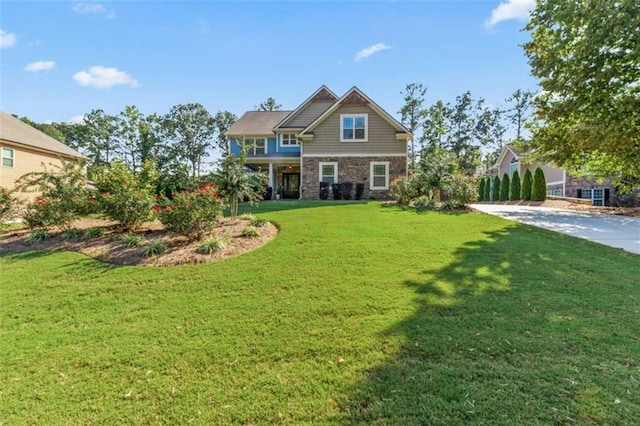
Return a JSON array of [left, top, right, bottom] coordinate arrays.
[[267, 138, 277, 153], [229, 137, 300, 158]]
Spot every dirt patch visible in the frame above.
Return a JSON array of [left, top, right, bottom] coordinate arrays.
[[0, 218, 278, 266]]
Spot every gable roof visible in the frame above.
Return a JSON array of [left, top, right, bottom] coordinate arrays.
[[226, 110, 292, 137], [273, 85, 338, 130], [0, 111, 83, 158], [297, 86, 411, 139], [493, 144, 525, 170]]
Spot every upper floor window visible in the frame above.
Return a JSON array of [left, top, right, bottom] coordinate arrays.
[[340, 114, 368, 142], [281, 134, 299, 146], [510, 157, 519, 175], [244, 138, 266, 155], [2, 147, 14, 167]]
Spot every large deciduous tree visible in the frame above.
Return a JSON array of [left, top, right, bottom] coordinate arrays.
[[213, 111, 238, 152], [524, 0, 640, 187], [163, 103, 216, 190]]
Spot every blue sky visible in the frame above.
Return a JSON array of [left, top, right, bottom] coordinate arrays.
[[1, 0, 537, 125]]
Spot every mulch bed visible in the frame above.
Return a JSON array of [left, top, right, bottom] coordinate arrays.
[[0, 218, 278, 266]]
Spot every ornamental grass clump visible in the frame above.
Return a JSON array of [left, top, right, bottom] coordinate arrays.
[[156, 183, 223, 240], [24, 229, 52, 245], [242, 226, 260, 238], [141, 241, 167, 258], [120, 233, 145, 248], [196, 236, 227, 255]]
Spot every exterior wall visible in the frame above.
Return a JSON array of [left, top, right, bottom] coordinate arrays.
[[280, 100, 334, 128], [229, 137, 299, 157], [301, 156, 406, 200], [497, 150, 518, 178], [302, 105, 406, 156], [0, 141, 72, 202], [564, 174, 615, 201]]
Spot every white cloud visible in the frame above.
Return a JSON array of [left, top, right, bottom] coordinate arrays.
[[69, 115, 86, 124], [485, 0, 535, 28], [24, 60, 56, 72], [354, 42, 392, 62], [72, 66, 140, 89], [72, 1, 106, 14], [0, 28, 17, 48]]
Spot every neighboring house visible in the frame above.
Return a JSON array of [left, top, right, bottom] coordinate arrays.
[[0, 111, 84, 200], [491, 144, 615, 206], [227, 86, 411, 200]]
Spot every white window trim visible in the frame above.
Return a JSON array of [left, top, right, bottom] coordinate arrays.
[[244, 138, 267, 155], [340, 114, 368, 142], [319, 161, 338, 184], [370, 161, 389, 190], [1, 147, 14, 168], [280, 133, 299, 147]]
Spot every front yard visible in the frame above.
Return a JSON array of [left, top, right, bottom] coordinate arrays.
[[1, 202, 639, 424]]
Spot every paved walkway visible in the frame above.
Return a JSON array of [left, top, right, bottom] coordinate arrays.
[[470, 204, 640, 255]]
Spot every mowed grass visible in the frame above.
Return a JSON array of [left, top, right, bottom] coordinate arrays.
[[1, 202, 639, 424]]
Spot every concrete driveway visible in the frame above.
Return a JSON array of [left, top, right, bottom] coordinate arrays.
[[470, 204, 640, 255]]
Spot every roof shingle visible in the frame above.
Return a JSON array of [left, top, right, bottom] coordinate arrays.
[[226, 111, 292, 136]]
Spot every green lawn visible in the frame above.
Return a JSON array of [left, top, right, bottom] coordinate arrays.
[[2, 202, 639, 424]]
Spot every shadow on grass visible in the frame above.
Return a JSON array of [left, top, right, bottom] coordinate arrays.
[[334, 223, 616, 424], [380, 202, 472, 216], [0, 250, 54, 263]]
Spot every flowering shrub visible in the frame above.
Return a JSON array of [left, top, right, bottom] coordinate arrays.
[[156, 183, 223, 240], [16, 161, 92, 231], [442, 173, 477, 208], [0, 187, 23, 228], [95, 160, 158, 231]]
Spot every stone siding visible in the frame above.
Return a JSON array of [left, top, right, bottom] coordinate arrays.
[[302, 156, 406, 200]]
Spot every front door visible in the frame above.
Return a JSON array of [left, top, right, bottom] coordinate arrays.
[[282, 173, 300, 199]]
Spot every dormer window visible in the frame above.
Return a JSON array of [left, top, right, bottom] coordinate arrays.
[[340, 114, 368, 142], [281, 134, 299, 146]]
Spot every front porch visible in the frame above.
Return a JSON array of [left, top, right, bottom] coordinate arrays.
[[245, 160, 301, 200]]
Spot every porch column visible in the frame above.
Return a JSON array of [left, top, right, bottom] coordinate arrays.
[[268, 163, 274, 188]]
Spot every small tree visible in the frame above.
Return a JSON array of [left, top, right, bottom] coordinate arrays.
[[510, 170, 522, 201], [500, 173, 510, 201], [521, 168, 533, 200], [16, 160, 90, 231], [95, 160, 158, 231], [492, 175, 501, 202], [442, 174, 477, 208], [478, 178, 486, 201], [532, 167, 547, 201], [483, 177, 491, 201], [390, 175, 419, 205], [214, 149, 263, 220]]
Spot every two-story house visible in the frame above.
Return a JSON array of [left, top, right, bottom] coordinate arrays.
[[227, 86, 411, 200]]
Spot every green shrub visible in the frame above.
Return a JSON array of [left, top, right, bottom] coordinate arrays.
[[0, 187, 23, 228], [500, 173, 510, 201], [413, 195, 437, 210], [532, 167, 547, 201], [16, 161, 91, 231], [442, 174, 477, 208], [242, 226, 260, 238], [521, 169, 533, 200], [441, 200, 456, 211], [238, 213, 256, 221], [24, 229, 52, 245], [483, 177, 491, 202], [141, 241, 167, 258], [492, 176, 501, 202], [156, 183, 223, 240], [478, 178, 486, 201], [389, 175, 419, 205], [510, 170, 522, 201], [120, 233, 145, 248], [196, 236, 226, 254], [83, 227, 104, 241], [250, 218, 268, 228], [61, 228, 82, 241], [95, 160, 158, 231]]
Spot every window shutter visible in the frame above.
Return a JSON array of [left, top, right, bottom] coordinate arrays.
[[576, 189, 582, 198], [604, 189, 610, 206]]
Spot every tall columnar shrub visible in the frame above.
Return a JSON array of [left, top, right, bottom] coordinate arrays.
[[500, 173, 510, 201], [521, 168, 533, 200], [95, 160, 159, 231], [478, 178, 486, 201], [16, 160, 91, 231], [532, 167, 547, 201], [483, 177, 491, 201], [510, 170, 522, 201], [492, 176, 501, 202]]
